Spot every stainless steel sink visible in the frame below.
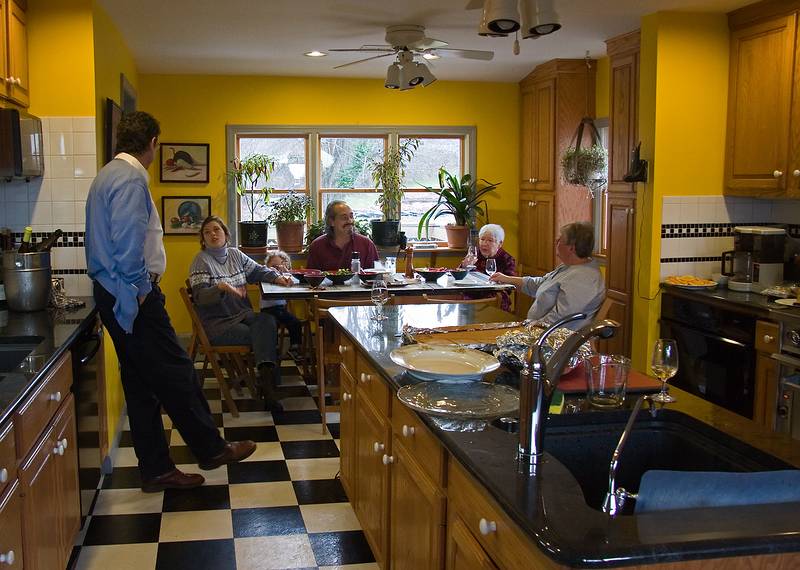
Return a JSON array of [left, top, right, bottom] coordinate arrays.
[[0, 335, 43, 372], [493, 409, 793, 515]]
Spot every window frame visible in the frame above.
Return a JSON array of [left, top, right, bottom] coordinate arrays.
[[226, 124, 476, 246]]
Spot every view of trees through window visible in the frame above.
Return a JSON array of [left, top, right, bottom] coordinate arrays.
[[233, 130, 467, 243]]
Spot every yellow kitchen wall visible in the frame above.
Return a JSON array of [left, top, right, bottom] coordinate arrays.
[[92, 2, 138, 166], [631, 12, 729, 370], [595, 56, 609, 118], [27, 0, 95, 116], [138, 74, 520, 334]]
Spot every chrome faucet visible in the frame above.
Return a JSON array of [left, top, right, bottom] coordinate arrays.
[[517, 313, 620, 475]]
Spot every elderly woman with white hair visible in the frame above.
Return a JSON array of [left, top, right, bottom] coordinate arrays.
[[460, 223, 517, 311]]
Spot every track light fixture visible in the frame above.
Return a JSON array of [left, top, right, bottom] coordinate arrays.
[[385, 51, 436, 91], [520, 0, 561, 39], [481, 0, 520, 35], [481, 0, 562, 45]]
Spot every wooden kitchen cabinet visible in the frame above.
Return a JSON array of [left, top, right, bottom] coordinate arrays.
[[0, 0, 28, 107], [520, 79, 555, 192], [0, 480, 23, 569], [606, 31, 640, 195], [754, 320, 781, 428], [339, 364, 356, 499], [725, 10, 797, 196], [446, 514, 498, 570], [518, 191, 554, 280]]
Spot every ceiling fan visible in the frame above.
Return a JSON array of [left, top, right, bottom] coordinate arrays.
[[329, 24, 494, 70]]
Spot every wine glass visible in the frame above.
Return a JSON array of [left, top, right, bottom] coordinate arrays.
[[650, 339, 678, 403], [370, 278, 389, 321], [485, 258, 497, 277], [465, 245, 478, 271]]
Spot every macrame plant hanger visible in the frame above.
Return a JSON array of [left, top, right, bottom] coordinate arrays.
[[562, 51, 607, 197]]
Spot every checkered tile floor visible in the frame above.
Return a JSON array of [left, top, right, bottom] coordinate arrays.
[[69, 359, 376, 570]]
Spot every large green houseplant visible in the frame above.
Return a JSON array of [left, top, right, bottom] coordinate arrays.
[[418, 167, 501, 248], [228, 153, 275, 247], [369, 138, 419, 246], [266, 190, 314, 253]]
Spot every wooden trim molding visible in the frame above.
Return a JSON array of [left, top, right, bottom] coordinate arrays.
[[729, 0, 800, 29], [605, 29, 641, 57]]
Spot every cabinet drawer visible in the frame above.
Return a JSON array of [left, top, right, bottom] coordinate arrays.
[[448, 458, 561, 570], [357, 355, 390, 418], [391, 399, 445, 486], [14, 352, 72, 459], [0, 423, 16, 497], [0, 480, 23, 569], [337, 335, 356, 378], [755, 321, 780, 353]]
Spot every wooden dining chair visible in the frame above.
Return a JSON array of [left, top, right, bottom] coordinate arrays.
[[179, 287, 259, 417], [312, 296, 377, 434]]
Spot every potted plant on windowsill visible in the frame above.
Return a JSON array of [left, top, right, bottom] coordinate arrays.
[[228, 153, 275, 247], [417, 167, 501, 248], [266, 190, 314, 253], [370, 138, 419, 247]]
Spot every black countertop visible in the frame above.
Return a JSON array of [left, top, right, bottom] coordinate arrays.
[[662, 284, 800, 322], [328, 304, 800, 568], [0, 299, 97, 426]]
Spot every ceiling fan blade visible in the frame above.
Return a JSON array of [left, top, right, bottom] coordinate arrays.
[[464, 0, 484, 9], [409, 37, 448, 51], [333, 52, 396, 69], [434, 48, 494, 61], [329, 48, 395, 53]]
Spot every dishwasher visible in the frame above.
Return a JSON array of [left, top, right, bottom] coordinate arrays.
[[660, 292, 757, 419]]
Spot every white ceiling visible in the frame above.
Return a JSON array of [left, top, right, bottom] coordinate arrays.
[[98, 0, 752, 83]]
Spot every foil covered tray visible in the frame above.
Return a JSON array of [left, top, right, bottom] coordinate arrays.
[[493, 324, 595, 373], [397, 381, 519, 420]]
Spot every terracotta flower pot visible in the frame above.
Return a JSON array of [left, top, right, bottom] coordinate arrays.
[[276, 221, 305, 253], [445, 224, 470, 248]]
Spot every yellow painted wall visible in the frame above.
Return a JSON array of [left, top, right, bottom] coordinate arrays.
[[27, 0, 94, 116], [139, 74, 520, 334], [595, 56, 610, 118], [631, 12, 729, 370]]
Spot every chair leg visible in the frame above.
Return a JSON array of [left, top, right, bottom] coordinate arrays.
[[233, 353, 259, 400], [210, 354, 239, 417], [317, 323, 327, 434]]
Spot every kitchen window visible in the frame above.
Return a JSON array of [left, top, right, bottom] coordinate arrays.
[[227, 126, 475, 246]]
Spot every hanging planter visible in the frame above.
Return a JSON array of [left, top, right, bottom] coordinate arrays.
[[561, 117, 607, 197]]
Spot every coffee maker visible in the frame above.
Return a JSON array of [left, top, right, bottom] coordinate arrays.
[[721, 226, 786, 292]]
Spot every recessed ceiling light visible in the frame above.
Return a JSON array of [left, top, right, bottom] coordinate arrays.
[[422, 53, 440, 60], [304, 51, 327, 57]]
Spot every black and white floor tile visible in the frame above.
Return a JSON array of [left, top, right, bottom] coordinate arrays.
[[69, 359, 376, 570]]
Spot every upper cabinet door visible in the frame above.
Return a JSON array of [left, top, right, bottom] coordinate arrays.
[[725, 13, 796, 193], [6, 0, 28, 106], [533, 79, 555, 191], [520, 88, 535, 190], [608, 51, 638, 192]]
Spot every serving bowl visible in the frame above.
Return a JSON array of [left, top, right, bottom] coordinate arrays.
[[416, 268, 449, 282], [304, 274, 326, 288], [325, 271, 354, 285], [290, 269, 322, 284], [359, 270, 388, 284], [449, 268, 468, 280]]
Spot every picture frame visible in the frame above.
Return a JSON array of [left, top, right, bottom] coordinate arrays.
[[161, 196, 211, 235], [120, 73, 137, 114], [103, 97, 123, 165], [159, 143, 210, 183]]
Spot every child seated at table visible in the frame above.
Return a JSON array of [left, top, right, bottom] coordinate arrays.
[[261, 251, 303, 360]]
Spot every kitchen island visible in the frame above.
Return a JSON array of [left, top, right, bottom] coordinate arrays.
[[327, 303, 800, 569]]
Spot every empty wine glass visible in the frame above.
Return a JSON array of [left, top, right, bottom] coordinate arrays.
[[370, 278, 389, 321], [650, 339, 678, 403], [465, 245, 478, 271], [485, 258, 497, 277]]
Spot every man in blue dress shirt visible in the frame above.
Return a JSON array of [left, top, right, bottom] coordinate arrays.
[[86, 111, 256, 492]]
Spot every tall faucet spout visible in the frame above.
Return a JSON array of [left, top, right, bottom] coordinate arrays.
[[517, 315, 620, 475]]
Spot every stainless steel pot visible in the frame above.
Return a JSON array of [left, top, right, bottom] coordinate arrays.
[[2, 251, 51, 312]]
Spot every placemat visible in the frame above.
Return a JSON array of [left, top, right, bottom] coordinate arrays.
[[557, 362, 662, 393]]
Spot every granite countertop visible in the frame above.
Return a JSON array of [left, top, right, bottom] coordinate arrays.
[[0, 298, 98, 426], [328, 304, 800, 568], [662, 284, 800, 321]]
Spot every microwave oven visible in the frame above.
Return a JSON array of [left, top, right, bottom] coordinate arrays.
[[0, 108, 44, 179]]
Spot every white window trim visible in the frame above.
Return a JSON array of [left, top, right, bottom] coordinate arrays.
[[225, 125, 477, 246]]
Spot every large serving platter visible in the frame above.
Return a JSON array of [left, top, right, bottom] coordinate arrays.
[[389, 344, 500, 382]]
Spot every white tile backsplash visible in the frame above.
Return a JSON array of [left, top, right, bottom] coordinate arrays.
[[0, 115, 96, 296]]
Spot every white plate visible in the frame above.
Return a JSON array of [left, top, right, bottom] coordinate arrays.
[[665, 282, 718, 290], [774, 298, 798, 307], [390, 344, 500, 382], [452, 280, 483, 287]]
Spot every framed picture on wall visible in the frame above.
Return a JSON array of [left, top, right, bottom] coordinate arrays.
[[159, 143, 210, 183], [161, 196, 211, 235], [103, 98, 123, 165], [120, 73, 137, 114]]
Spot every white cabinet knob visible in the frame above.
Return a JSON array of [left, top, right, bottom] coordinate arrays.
[[531, 200, 537, 206], [382, 454, 394, 465], [60, 438, 68, 450], [49, 391, 62, 402], [338, 345, 347, 354], [342, 392, 351, 402], [0, 468, 7, 483], [0, 550, 15, 565], [360, 373, 370, 384], [793, 170, 800, 177], [53, 444, 65, 456], [763, 335, 774, 344], [402, 424, 415, 437], [479, 518, 497, 535], [373, 441, 384, 453], [773, 170, 784, 178]]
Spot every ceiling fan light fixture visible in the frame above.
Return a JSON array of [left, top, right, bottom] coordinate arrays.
[[524, 0, 561, 37], [482, 0, 520, 34], [422, 52, 440, 60], [385, 62, 402, 89], [304, 50, 327, 57]]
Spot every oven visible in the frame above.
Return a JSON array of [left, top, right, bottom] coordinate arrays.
[[774, 314, 800, 440], [660, 292, 757, 419]]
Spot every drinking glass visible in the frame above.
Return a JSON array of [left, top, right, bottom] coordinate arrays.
[[371, 278, 389, 321], [485, 258, 497, 277], [650, 339, 678, 403], [465, 245, 478, 271]]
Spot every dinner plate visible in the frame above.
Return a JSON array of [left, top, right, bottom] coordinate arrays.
[[774, 298, 798, 307], [665, 282, 718, 290], [390, 344, 500, 382], [452, 280, 483, 287]]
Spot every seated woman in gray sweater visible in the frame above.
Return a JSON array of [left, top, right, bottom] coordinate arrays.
[[189, 216, 293, 411], [490, 222, 605, 330]]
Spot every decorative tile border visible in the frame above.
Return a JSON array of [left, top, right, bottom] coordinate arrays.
[[660, 256, 722, 263], [11, 230, 85, 247], [660, 223, 800, 239]]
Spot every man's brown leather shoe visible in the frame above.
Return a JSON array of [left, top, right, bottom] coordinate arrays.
[[198, 440, 257, 471], [141, 468, 205, 493]]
